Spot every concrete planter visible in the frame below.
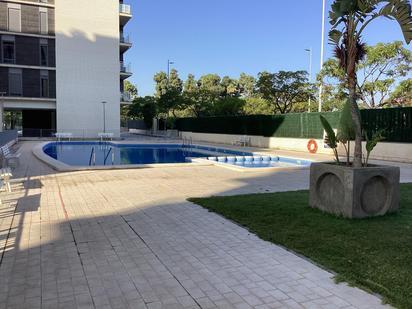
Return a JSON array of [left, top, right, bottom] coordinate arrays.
[[309, 162, 400, 218]]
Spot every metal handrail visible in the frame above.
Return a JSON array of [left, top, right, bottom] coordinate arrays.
[[89, 147, 95, 166], [103, 147, 112, 165]]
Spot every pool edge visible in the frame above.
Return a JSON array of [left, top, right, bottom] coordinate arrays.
[[32, 142, 216, 172]]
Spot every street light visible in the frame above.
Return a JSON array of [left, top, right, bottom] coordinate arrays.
[[101, 101, 107, 133], [305, 48, 313, 113], [167, 59, 174, 80], [319, 0, 327, 112], [0, 92, 6, 133]]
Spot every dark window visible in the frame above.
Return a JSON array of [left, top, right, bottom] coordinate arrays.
[[40, 72, 49, 97], [40, 44, 48, 66], [3, 40, 15, 64], [9, 69, 22, 96]]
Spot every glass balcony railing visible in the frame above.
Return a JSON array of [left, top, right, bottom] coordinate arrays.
[[119, 4, 131, 15], [120, 62, 132, 74], [120, 34, 131, 44], [121, 91, 132, 102]]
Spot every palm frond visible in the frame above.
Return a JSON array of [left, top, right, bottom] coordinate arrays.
[[378, 0, 412, 43], [334, 45, 347, 69], [355, 40, 367, 63], [329, 29, 343, 45]]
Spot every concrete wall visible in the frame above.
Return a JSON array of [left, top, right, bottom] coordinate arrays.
[[55, 0, 120, 137], [180, 131, 334, 155], [337, 141, 412, 164], [0, 3, 55, 35], [180, 131, 412, 163]]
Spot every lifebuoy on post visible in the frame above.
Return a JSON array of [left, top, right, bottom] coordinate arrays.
[[307, 139, 318, 154]]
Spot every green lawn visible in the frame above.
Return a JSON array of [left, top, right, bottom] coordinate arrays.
[[189, 183, 412, 309]]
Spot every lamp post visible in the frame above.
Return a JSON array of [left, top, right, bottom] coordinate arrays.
[[305, 48, 313, 113], [164, 59, 175, 132], [0, 92, 6, 133], [319, 0, 326, 112], [167, 59, 174, 80], [101, 101, 107, 133]]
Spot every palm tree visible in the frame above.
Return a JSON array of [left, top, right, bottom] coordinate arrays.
[[329, 0, 412, 167]]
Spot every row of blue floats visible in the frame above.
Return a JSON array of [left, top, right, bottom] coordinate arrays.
[[206, 155, 310, 168]]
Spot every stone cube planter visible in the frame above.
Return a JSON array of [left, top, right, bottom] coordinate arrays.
[[309, 162, 400, 218]]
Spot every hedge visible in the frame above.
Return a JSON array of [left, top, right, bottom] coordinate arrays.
[[175, 107, 412, 142]]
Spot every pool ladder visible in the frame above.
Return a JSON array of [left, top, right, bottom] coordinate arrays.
[[89, 147, 96, 166], [182, 137, 193, 147], [104, 147, 115, 165], [89, 147, 115, 166]]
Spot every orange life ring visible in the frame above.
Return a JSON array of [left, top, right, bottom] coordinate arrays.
[[307, 139, 318, 154]]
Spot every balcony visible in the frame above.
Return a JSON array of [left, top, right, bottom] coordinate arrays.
[[120, 61, 132, 79], [120, 34, 132, 53], [120, 91, 133, 104], [119, 4, 132, 26]]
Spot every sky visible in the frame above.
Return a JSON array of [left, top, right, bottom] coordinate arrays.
[[124, 0, 411, 96]]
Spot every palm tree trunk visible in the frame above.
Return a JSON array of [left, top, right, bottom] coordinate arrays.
[[346, 31, 363, 168], [348, 67, 363, 167]]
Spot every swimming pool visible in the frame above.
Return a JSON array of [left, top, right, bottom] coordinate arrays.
[[41, 142, 312, 169], [42, 142, 251, 166]]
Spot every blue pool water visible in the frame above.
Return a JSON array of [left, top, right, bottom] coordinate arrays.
[[43, 142, 312, 168], [43, 142, 251, 166]]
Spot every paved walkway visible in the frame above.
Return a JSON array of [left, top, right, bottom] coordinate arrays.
[[1, 141, 410, 309]]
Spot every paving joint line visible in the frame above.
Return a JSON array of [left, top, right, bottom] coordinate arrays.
[[120, 214, 204, 309], [56, 176, 97, 309]]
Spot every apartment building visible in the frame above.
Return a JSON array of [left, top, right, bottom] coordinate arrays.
[[0, 0, 132, 137]]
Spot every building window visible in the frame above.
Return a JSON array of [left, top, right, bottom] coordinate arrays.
[[2, 37, 15, 64], [40, 71, 49, 97], [7, 5, 21, 32], [39, 9, 48, 35], [40, 40, 48, 66], [9, 69, 22, 96]]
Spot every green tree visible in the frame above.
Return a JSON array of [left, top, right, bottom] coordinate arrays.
[[318, 41, 412, 109], [128, 96, 158, 129], [153, 72, 169, 97], [168, 69, 183, 93], [256, 70, 312, 114], [389, 78, 412, 106], [157, 90, 183, 117], [212, 97, 246, 116], [198, 74, 225, 99], [358, 41, 411, 108], [238, 73, 256, 98], [221, 76, 240, 97], [243, 97, 273, 115], [124, 80, 138, 98], [183, 74, 198, 92], [328, 0, 412, 167], [182, 74, 211, 117], [153, 69, 183, 116], [317, 58, 347, 110]]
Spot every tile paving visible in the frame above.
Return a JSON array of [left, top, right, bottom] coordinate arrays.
[[1, 140, 410, 308]]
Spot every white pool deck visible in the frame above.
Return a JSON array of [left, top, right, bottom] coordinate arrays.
[[1, 137, 411, 309]]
